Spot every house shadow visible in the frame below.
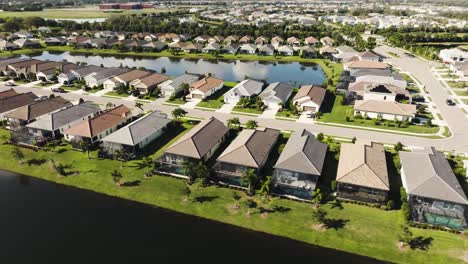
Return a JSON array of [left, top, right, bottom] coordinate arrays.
[[385, 151, 404, 209], [410, 236, 433, 251], [320, 91, 336, 114], [121, 180, 141, 187], [193, 195, 218, 203]]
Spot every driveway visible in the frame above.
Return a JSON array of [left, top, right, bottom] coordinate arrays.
[[216, 102, 236, 113], [181, 98, 201, 109], [259, 105, 280, 118]]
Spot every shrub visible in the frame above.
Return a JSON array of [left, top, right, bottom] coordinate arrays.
[[386, 200, 394, 210], [330, 180, 336, 192]]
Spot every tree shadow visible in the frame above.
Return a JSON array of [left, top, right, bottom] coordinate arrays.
[[410, 236, 433, 251], [271, 205, 291, 213], [324, 218, 349, 230], [193, 195, 218, 203], [56, 148, 67, 154], [330, 199, 344, 210], [84, 169, 98, 174], [121, 180, 141, 187], [26, 158, 47, 166]]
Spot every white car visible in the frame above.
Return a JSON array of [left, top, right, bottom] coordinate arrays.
[[4, 81, 16, 86]]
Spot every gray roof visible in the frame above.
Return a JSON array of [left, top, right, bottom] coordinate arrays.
[[274, 129, 327, 175], [217, 128, 280, 169], [0, 92, 38, 114], [164, 117, 228, 159], [71, 65, 106, 78], [221, 44, 239, 51], [169, 73, 200, 90], [102, 111, 171, 146], [26, 102, 101, 131], [88, 67, 130, 82], [0, 57, 24, 67], [399, 148, 468, 205], [351, 69, 403, 80], [230, 79, 264, 97], [259, 82, 293, 103], [258, 44, 275, 53]]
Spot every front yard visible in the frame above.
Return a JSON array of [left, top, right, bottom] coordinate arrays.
[[104, 91, 130, 98], [196, 81, 237, 109]]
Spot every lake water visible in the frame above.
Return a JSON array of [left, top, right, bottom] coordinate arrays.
[[0, 170, 384, 263], [24, 51, 326, 85]]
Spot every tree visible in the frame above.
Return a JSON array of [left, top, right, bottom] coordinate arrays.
[[394, 142, 404, 152], [114, 149, 129, 169], [398, 225, 413, 246], [193, 162, 210, 186], [171, 108, 187, 121], [351, 136, 357, 143], [142, 157, 153, 176], [311, 208, 327, 224], [79, 140, 92, 159], [316, 132, 324, 142], [106, 102, 114, 109], [259, 176, 271, 197], [11, 147, 24, 163], [227, 117, 241, 130], [311, 188, 323, 207], [241, 169, 257, 195], [111, 169, 122, 186], [181, 185, 191, 200], [330, 180, 337, 192], [245, 120, 258, 129], [135, 102, 144, 113], [182, 160, 195, 183], [179, 82, 190, 100]]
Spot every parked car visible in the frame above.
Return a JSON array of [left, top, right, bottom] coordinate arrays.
[[51, 87, 65, 93], [4, 81, 16, 86], [446, 99, 456, 106]]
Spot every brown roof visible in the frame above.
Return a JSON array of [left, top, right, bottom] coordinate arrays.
[[191, 77, 224, 93], [0, 88, 17, 99], [63, 105, 130, 138], [0, 92, 38, 114], [344, 60, 389, 69], [164, 117, 229, 159], [37, 61, 63, 72], [304, 36, 319, 44], [8, 59, 43, 70], [354, 100, 416, 116], [132, 73, 170, 87], [293, 85, 326, 104], [115, 69, 151, 82], [337, 141, 389, 190], [5, 96, 70, 121], [350, 82, 410, 97]]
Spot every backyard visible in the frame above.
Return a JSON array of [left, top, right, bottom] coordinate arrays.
[[196, 81, 238, 109]]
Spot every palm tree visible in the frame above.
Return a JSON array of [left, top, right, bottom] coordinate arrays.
[[227, 117, 241, 130], [142, 157, 153, 176], [111, 169, 122, 186], [179, 82, 190, 100], [106, 102, 114, 109], [245, 120, 258, 129], [259, 176, 271, 197], [171, 108, 187, 121], [79, 140, 92, 159], [11, 147, 24, 164], [241, 169, 257, 195], [193, 162, 210, 186], [114, 149, 129, 169], [182, 160, 195, 183], [135, 102, 144, 113], [311, 188, 323, 207]]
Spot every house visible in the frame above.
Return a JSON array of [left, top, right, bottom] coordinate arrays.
[[304, 36, 319, 46], [354, 100, 416, 121], [7, 59, 43, 76], [45, 37, 67, 46], [239, 35, 254, 44], [30, 61, 64, 80], [399, 148, 468, 229], [224, 79, 264, 104], [278, 45, 295, 56], [336, 141, 389, 204], [194, 35, 211, 44], [84, 67, 130, 88], [357, 50, 380, 61], [102, 111, 171, 155], [69, 36, 92, 48], [202, 42, 221, 53], [181, 42, 203, 53], [159, 73, 200, 97], [344, 60, 390, 73], [225, 35, 239, 44], [259, 82, 294, 109], [140, 40, 167, 52], [12, 31, 34, 39], [333, 45, 359, 62], [26, 101, 102, 141], [37, 62, 79, 82], [320, 37, 335, 46], [286, 37, 301, 47], [439, 48, 467, 63], [187, 76, 224, 99], [301, 46, 316, 58], [350, 82, 411, 102], [129, 73, 170, 95], [272, 129, 327, 199], [103, 69, 151, 90], [271, 36, 284, 48], [5, 96, 71, 130], [0, 92, 38, 120], [157, 117, 229, 176], [0, 40, 18, 51], [220, 43, 239, 54], [257, 44, 275, 56], [57, 65, 102, 84], [63, 105, 131, 145], [209, 35, 224, 43], [319, 45, 337, 56], [450, 62, 468, 82], [293, 85, 326, 113], [13, 39, 41, 49], [0, 58, 24, 73], [0, 88, 17, 99], [255, 36, 268, 46], [213, 128, 280, 186], [239, 44, 257, 54]]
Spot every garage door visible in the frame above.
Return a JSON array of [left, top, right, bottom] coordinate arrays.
[[303, 106, 316, 112], [192, 93, 204, 99]]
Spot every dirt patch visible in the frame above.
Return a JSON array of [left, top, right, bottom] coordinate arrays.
[[396, 241, 408, 252], [227, 203, 240, 214], [460, 251, 468, 263], [261, 212, 268, 219], [311, 223, 326, 232]]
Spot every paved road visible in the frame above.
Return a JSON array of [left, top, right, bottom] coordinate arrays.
[[2, 45, 468, 154]]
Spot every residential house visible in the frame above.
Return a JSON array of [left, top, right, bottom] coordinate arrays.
[[30, 61, 64, 80], [0, 88, 17, 99], [5, 96, 71, 130], [181, 42, 203, 53], [301, 46, 316, 58], [84, 67, 130, 88], [224, 35, 239, 44], [354, 100, 416, 121], [57, 65, 103, 84], [333, 45, 359, 62], [102, 111, 171, 155], [350, 82, 411, 102], [224, 79, 264, 104], [278, 45, 295, 56], [69, 36, 92, 48], [258, 44, 275, 56], [357, 50, 380, 61], [103, 69, 151, 90], [37, 62, 79, 82], [319, 45, 337, 57], [272, 129, 327, 199], [157, 117, 229, 176], [293, 85, 326, 113], [13, 39, 41, 49], [439, 48, 467, 63], [304, 36, 319, 46], [0, 92, 38, 120], [0, 58, 24, 73], [450, 62, 468, 82], [194, 35, 211, 44], [7, 59, 43, 77], [271, 36, 284, 48], [399, 148, 468, 229], [220, 43, 239, 54], [213, 128, 280, 186], [255, 36, 268, 46], [159, 73, 200, 97], [239, 44, 257, 54], [336, 141, 390, 204], [209, 35, 224, 43], [129, 73, 170, 95], [12, 31, 34, 39], [0, 40, 18, 51], [286, 37, 301, 47], [26, 101, 102, 141], [63, 105, 131, 145], [239, 35, 254, 44], [140, 40, 167, 52], [187, 76, 224, 99], [202, 42, 221, 53], [320, 37, 335, 46], [259, 82, 294, 109], [45, 37, 67, 46], [344, 60, 390, 74]]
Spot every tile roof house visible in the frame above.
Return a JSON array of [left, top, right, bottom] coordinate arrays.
[[278, 45, 295, 56], [214, 128, 280, 186], [272, 129, 327, 199], [224, 35, 240, 44], [37, 62, 79, 82], [336, 141, 390, 204], [354, 100, 416, 121], [13, 39, 41, 49], [26, 101, 102, 139], [239, 35, 254, 44], [103, 69, 151, 90], [202, 42, 221, 53], [255, 36, 268, 46], [0, 40, 18, 51], [320, 37, 335, 46], [344, 61, 390, 72], [223, 79, 264, 104], [84, 67, 130, 88], [63, 104, 131, 144], [400, 148, 468, 229], [220, 43, 239, 54], [353, 83, 412, 103], [304, 36, 319, 46], [239, 44, 257, 54], [319, 45, 337, 56], [59, 65, 105, 84], [258, 44, 275, 56], [159, 73, 200, 97], [7, 59, 43, 76], [292, 85, 326, 113], [129, 73, 170, 95], [259, 82, 294, 109], [0, 58, 25, 72], [157, 117, 229, 176], [286, 37, 301, 46], [271, 36, 284, 48], [358, 50, 380, 61], [5, 96, 71, 130], [333, 45, 359, 62], [0, 92, 38, 119], [0, 88, 17, 99], [181, 42, 203, 53], [102, 111, 171, 154], [187, 76, 224, 99]]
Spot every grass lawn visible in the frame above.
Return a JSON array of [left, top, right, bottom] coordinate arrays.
[[0, 127, 465, 264], [454, 90, 468, 96], [462, 99, 468, 105], [388, 52, 400, 58], [62, 86, 81, 91], [318, 95, 440, 134], [232, 106, 263, 115], [437, 113, 444, 120], [447, 81, 467, 89], [104, 91, 130, 98], [34, 82, 56, 88], [276, 91, 299, 119], [441, 74, 457, 79], [196, 81, 237, 109]]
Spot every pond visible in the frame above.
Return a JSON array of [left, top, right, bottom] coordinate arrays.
[[0, 170, 384, 263], [23, 51, 327, 85]]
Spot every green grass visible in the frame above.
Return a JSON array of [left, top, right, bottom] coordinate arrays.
[[447, 81, 467, 89], [275, 91, 299, 119], [454, 90, 468, 96], [388, 52, 400, 58], [232, 106, 263, 115], [62, 86, 81, 91], [441, 74, 457, 79], [0, 128, 465, 264], [318, 95, 440, 134], [443, 126, 452, 138], [462, 99, 468, 105], [196, 81, 237, 109], [437, 113, 444, 120], [104, 91, 130, 98], [193, 15, 223, 26]]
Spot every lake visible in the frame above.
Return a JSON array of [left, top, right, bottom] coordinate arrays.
[[0, 170, 385, 263], [23, 51, 326, 85]]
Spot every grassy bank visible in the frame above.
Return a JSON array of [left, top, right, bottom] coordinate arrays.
[[0, 127, 465, 264], [0, 8, 178, 19]]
